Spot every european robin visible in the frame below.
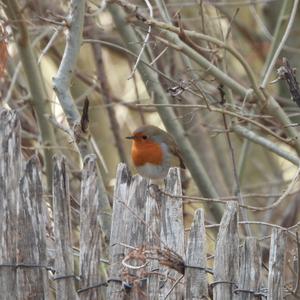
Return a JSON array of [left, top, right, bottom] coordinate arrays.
[[126, 125, 185, 179]]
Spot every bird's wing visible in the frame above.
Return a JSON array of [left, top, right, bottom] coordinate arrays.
[[172, 147, 185, 169], [163, 132, 185, 169]]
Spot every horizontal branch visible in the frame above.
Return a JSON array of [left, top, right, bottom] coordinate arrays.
[[136, 103, 290, 145], [160, 163, 300, 212], [233, 125, 299, 166]]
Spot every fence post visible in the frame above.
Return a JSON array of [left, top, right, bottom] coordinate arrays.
[[185, 208, 208, 299], [160, 167, 184, 299], [267, 228, 286, 300], [238, 237, 261, 300], [53, 155, 78, 299], [79, 155, 104, 299], [17, 156, 49, 299], [107, 163, 132, 299], [145, 184, 161, 299], [121, 173, 148, 299], [0, 109, 21, 299], [213, 201, 239, 300]]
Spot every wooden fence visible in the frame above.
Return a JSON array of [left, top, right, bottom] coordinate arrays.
[[0, 108, 294, 299]]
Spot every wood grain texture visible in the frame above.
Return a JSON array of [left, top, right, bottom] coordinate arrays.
[[107, 163, 132, 300], [238, 237, 262, 300], [213, 201, 239, 300], [267, 229, 286, 300], [122, 172, 148, 299], [145, 187, 161, 299], [17, 156, 49, 300], [0, 109, 21, 299], [80, 155, 103, 299], [160, 167, 184, 300], [185, 208, 208, 300], [53, 155, 78, 300]]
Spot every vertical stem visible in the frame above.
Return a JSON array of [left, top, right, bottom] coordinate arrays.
[[3, 0, 56, 192], [89, 23, 129, 164], [222, 115, 251, 236], [52, 0, 112, 240]]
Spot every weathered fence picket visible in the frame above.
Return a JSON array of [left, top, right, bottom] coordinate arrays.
[[145, 189, 161, 299], [107, 163, 131, 299], [159, 168, 184, 300], [185, 208, 208, 299], [238, 237, 262, 300], [0, 109, 20, 300], [213, 201, 239, 300], [0, 109, 295, 299], [53, 156, 78, 299], [17, 156, 49, 300], [80, 155, 105, 299], [122, 174, 148, 299], [267, 229, 287, 300]]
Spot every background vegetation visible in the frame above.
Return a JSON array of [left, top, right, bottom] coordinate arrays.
[[1, 0, 300, 297]]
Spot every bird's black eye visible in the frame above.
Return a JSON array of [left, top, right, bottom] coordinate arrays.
[[142, 135, 147, 139]]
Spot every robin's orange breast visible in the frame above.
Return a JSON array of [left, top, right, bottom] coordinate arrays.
[[131, 140, 164, 167]]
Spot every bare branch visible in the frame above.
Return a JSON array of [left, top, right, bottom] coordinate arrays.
[[52, 0, 85, 123]]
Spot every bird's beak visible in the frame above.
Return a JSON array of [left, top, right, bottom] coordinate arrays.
[[126, 136, 135, 139]]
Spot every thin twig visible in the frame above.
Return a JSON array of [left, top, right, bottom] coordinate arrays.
[[233, 164, 300, 211], [122, 260, 149, 270], [88, 23, 129, 164], [117, 199, 170, 250], [204, 221, 297, 237], [183, 189, 300, 201], [128, 0, 152, 79], [159, 164, 300, 212], [122, 252, 149, 270], [4, 62, 21, 103], [136, 103, 291, 145], [90, 137, 108, 173], [38, 15, 67, 27], [222, 113, 251, 235], [38, 27, 63, 64], [45, 114, 75, 143], [163, 274, 184, 300], [150, 46, 168, 65]]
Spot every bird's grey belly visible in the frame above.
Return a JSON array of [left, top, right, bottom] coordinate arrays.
[[136, 163, 169, 179], [136, 143, 171, 179]]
